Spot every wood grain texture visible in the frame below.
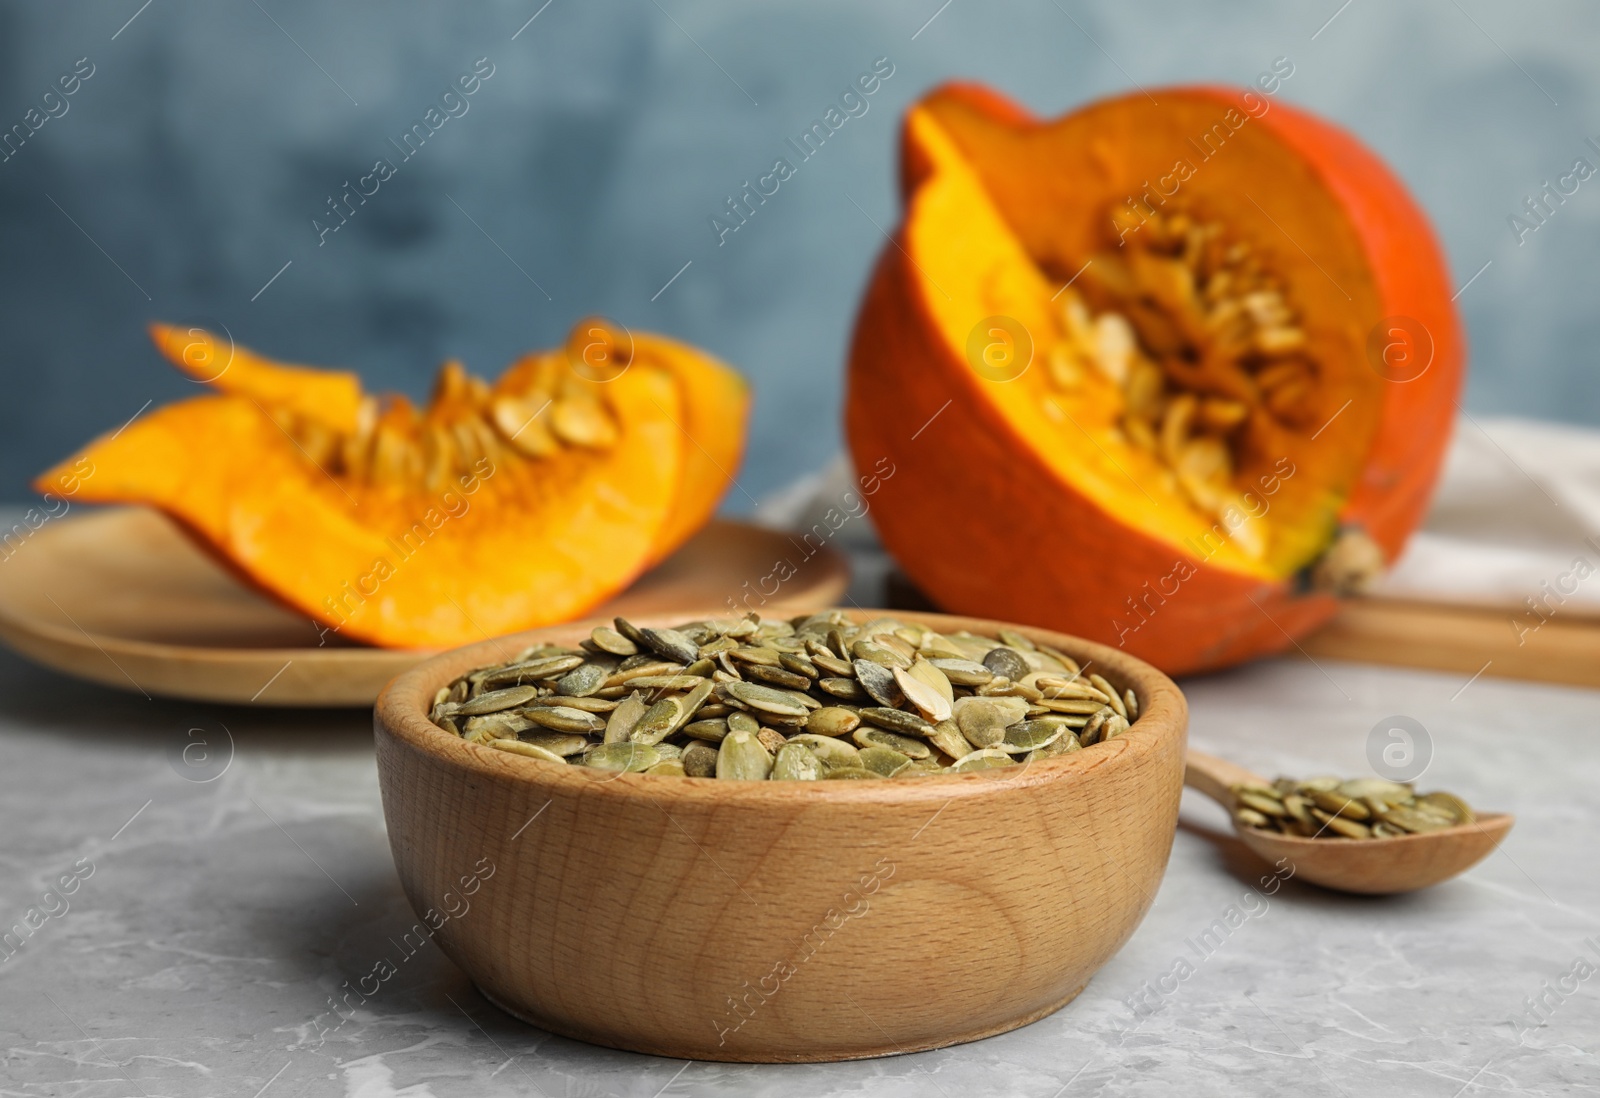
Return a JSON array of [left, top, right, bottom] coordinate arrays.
[[373, 610, 1189, 1062], [1300, 596, 1600, 689], [1185, 749, 1514, 895], [0, 508, 849, 705]]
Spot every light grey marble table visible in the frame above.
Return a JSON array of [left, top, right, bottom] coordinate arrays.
[[2, 640, 1598, 1097]]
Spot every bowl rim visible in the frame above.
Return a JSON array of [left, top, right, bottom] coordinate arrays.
[[374, 607, 1188, 806]]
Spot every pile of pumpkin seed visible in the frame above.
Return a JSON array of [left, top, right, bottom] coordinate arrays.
[[428, 611, 1140, 780], [1231, 776, 1475, 840]]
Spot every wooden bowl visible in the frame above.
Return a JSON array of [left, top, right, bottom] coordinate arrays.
[[373, 610, 1188, 1062]]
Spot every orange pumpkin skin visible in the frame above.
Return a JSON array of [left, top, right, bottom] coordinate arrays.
[[847, 84, 1463, 675]]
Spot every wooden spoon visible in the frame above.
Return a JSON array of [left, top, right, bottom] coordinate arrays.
[[1184, 750, 1515, 895]]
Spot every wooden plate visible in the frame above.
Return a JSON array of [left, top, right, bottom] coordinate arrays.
[[0, 508, 849, 706]]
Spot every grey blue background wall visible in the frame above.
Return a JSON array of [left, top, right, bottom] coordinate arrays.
[[1, 0, 1594, 506]]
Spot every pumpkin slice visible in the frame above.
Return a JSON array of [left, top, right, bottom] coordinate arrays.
[[152, 318, 748, 565], [847, 84, 1462, 674], [39, 319, 748, 649]]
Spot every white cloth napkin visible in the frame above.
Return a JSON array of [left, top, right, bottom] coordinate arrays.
[[1378, 415, 1600, 615], [757, 416, 1600, 616]]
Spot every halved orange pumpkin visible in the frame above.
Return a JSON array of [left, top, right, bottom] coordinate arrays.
[[847, 84, 1462, 674], [39, 319, 749, 648]]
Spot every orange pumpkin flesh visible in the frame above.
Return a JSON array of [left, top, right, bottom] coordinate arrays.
[[847, 84, 1462, 674], [39, 320, 748, 649]]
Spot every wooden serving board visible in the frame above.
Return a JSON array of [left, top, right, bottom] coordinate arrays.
[[887, 569, 1600, 690], [0, 508, 849, 706], [1299, 596, 1600, 690]]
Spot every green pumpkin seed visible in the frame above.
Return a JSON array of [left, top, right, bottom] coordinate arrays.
[[637, 626, 699, 664], [620, 674, 709, 691], [778, 653, 819, 680], [530, 695, 618, 712], [851, 637, 911, 669], [950, 748, 1013, 772], [458, 684, 542, 715], [717, 730, 773, 781], [822, 766, 881, 780], [1027, 731, 1082, 761], [489, 739, 567, 763], [583, 742, 660, 772], [481, 655, 586, 686], [553, 663, 607, 697], [772, 742, 824, 781], [858, 746, 912, 777], [1001, 721, 1066, 753], [525, 706, 606, 734], [928, 657, 993, 686], [682, 718, 729, 743], [788, 734, 860, 767], [927, 719, 975, 761], [894, 666, 951, 722], [810, 653, 854, 677], [723, 681, 815, 717], [859, 707, 932, 737], [518, 731, 591, 757], [746, 664, 813, 690], [590, 626, 638, 656], [852, 727, 931, 759], [805, 707, 861, 737], [1415, 791, 1474, 824], [953, 696, 1028, 748], [852, 660, 904, 707], [604, 691, 647, 743], [818, 677, 868, 701], [982, 647, 1029, 681], [645, 760, 687, 777], [464, 712, 534, 738], [629, 697, 684, 745], [682, 741, 718, 777]]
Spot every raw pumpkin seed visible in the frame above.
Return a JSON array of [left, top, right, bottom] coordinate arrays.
[[788, 734, 860, 767], [805, 706, 861, 737], [745, 664, 813, 690], [928, 658, 993, 686], [1001, 721, 1066, 753], [490, 739, 568, 763], [682, 741, 718, 777], [518, 731, 591, 757], [822, 766, 881, 780], [590, 625, 638, 656], [859, 706, 933, 737], [604, 691, 647, 743], [717, 730, 773, 781], [583, 742, 660, 772], [525, 706, 606, 734], [772, 742, 824, 781], [894, 666, 952, 722], [1232, 775, 1476, 840], [555, 662, 608, 697], [429, 613, 1139, 780], [852, 727, 932, 759], [639, 626, 699, 664], [982, 647, 1030, 681], [682, 718, 729, 743], [457, 684, 541, 715], [950, 748, 1013, 772], [858, 746, 912, 777], [723, 681, 814, 717]]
